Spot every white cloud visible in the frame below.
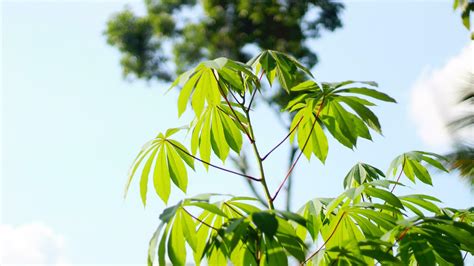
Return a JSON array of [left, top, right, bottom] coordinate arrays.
[[409, 43, 473, 151], [0, 223, 69, 265]]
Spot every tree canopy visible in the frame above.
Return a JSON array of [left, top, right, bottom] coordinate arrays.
[[105, 0, 343, 81]]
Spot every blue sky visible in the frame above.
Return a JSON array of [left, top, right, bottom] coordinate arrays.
[[1, 1, 473, 264]]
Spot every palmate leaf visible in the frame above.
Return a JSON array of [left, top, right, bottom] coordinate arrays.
[[125, 131, 194, 205], [190, 102, 246, 167], [148, 194, 313, 266], [170, 57, 258, 117], [389, 216, 474, 265], [287, 80, 395, 160], [387, 151, 449, 185], [299, 187, 472, 265], [343, 163, 385, 189], [148, 195, 264, 266], [248, 50, 313, 92], [223, 209, 308, 264]]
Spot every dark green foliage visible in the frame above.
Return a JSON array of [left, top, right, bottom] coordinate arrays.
[[105, 0, 343, 81]]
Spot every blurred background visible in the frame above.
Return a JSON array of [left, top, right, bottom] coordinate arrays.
[[1, 0, 473, 264]]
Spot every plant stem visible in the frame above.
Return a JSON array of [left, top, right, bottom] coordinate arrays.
[[285, 146, 298, 211], [247, 88, 258, 111], [244, 108, 275, 210], [390, 155, 406, 193]]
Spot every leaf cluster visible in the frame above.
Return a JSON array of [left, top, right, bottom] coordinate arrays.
[[123, 50, 474, 265]]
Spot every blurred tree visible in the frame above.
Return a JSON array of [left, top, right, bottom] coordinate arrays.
[[453, 0, 474, 39], [446, 74, 474, 186], [105, 0, 344, 209], [105, 0, 343, 81], [446, 1, 473, 186]]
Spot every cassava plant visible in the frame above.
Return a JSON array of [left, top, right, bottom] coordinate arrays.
[[125, 50, 474, 265]]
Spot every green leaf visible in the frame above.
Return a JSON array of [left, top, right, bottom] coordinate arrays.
[[125, 142, 159, 198], [409, 235, 436, 266], [167, 140, 195, 170], [168, 215, 186, 266], [159, 202, 182, 222], [164, 127, 184, 137], [293, 104, 328, 162], [311, 119, 328, 163], [199, 110, 212, 170], [364, 187, 404, 209], [344, 163, 385, 188], [289, 109, 304, 143], [251, 50, 312, 92], [193, 212, 215, 265], [408, 160, 432, 185], [400, 195, 440, 214], [189, 202, 228, 217], [277, 232, 306, 262], [154, 147, 171, 203], [190, 72, 206, 117], [166, 144, 188, 192], [140, 147, 159, 206], [228, 201, 261, 214], [180, 208, 197, 251], [349, 208, 395, 230], [277, 211, 307, 227], [349, 214, 384, 238], [337, 87, 396, 103], [401, 201, 425, 217], [430, 222, 474, 251], [322, 115, 354, 149], [403, 157, 416, 182], [228, 196, 259, 202], [290, 80, 320, 92], [252, 212, 278, 238], [211, 108, 230, 162], [326, 80, 379, 89], [158, 223, 170, 266], [262, 236, 288, 266], [337, 97, 382, 134], [420, 154, 448, 172], [218, 111, 243, 154], [426, 235, 463, 265], [177, 73, 200, 116], [148, 222, 164, 266], [326, 193, 347, 216], [329, 101, 357, 144]]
